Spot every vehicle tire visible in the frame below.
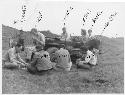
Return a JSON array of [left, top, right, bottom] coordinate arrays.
[[47, 47, 58, 54], [46, 47, 59, 62], [50, 53, 58, 62]]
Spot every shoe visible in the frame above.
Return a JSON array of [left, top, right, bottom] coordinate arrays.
[[20, 67, 27, 70]]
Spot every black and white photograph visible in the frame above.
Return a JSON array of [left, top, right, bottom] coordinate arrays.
[[1, 0, 124, 94]]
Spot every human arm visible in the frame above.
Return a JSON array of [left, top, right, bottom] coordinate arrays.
[[32, 37, 45, 45], [32, 33, 45, 46], [9, 50, 24, 65], [17, 53, 28, 65], [30, 52, 40, 66], [30, 58, 37, 67]]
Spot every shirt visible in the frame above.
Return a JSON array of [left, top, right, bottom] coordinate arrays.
[[32, 32, 45, 46], [81, 35, 89, 44], [61, 32, 68, 39], [55, 48, 72, 69], [24, 46, 36, 60], [3, 47, 21, 63], [9, 39, 17, 48], [85, 50, 97, 65], [33, 50, 52, 71]]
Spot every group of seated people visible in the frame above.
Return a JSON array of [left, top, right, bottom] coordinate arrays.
[[2, 28, 99, 74], [2, 42, 99, 74]]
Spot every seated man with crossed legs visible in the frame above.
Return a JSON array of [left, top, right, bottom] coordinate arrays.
[[2, 43, 27, 69], [76, 48, 99, 69]]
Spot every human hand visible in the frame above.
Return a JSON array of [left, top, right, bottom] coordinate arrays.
[[24, 62, 29, 67]]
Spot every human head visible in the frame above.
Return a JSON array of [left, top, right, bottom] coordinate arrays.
[[62, 27, 66, 33], [15, 43, 23, 53], [92, 48, 99, 55], [19, 29, 23, 34], [88, 29, 92, 37], [30, 28, 38, 35], [81, 29, 86, 36]]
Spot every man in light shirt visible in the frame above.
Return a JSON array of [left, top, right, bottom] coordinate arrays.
[[24, 28, 45, 62], [30, 28, 45, 47], [2, 43, 27, 69], [76, 48, 99, 69]]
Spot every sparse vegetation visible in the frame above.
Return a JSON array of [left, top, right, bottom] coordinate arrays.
[[2, 25, 124, 94]]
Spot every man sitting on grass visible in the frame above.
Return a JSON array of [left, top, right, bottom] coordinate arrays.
[[53, 48, 72, 71], [26, 45, 56, 74], [76, 48, 99, 69], [2, 43, 27, 69]]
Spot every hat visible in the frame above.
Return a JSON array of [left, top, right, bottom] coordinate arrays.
[[30, 28, 37, 34]]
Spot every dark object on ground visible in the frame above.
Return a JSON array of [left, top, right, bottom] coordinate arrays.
[[27, 64, 53, 75], [77, 63, 93, 70], [3, 66, 18, 70]]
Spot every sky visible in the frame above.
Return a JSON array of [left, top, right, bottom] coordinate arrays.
[[1, 0, 125, 38]]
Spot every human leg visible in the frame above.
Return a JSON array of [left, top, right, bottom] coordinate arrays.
[[27, 64, 38, 74], [3, 62, 19, 69], [77, 61, 91, 69], [64, 62, 72, 71]]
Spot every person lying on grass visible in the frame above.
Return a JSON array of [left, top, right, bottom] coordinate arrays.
[[2, 43, 28, 69], [76, 48, 99, 69], [26, 45, 56, 74]]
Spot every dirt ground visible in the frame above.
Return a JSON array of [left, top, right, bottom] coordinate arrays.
[[2, 38, 124, 94]]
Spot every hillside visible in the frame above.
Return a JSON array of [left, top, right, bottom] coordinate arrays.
[[2, 25, 124, 94], [2, 24, 60, 50]]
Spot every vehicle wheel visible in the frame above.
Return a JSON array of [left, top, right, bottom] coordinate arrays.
[[46, 47, 59, 61], [50, 53, 58, 62]]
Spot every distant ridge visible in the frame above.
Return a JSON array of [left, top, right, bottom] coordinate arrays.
[[2, 24, 60, 49], [2, 24, 60, 38]]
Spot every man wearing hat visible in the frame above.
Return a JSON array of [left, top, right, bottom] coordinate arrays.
[[76, 49, 99, 69]]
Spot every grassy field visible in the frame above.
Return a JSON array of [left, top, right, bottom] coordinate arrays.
[[2, 25, 124, 93], [2, 37, 124, 94]]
